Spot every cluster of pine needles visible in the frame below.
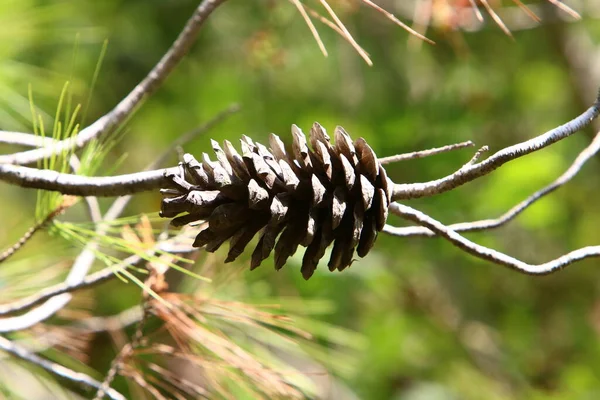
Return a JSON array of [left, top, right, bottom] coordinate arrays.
[[289, 0, 580, 64]]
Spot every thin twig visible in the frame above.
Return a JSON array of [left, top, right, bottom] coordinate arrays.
[[150, 103, 240, 170], [0, 336, 126, 400], [0, 192, 149, 332], [0, 198, 74, 264], [379, 140, 474, 164], [0, 250, 137, 332], [384, 130, 600, 237], [3, 94, 598, 201], [0, 0, 227, 166], [93, 304, 152, 400], [0, 255, 142, 316], [389, 202, 600, 275], [0, 235, 196, 323], [462, 145, 489, 167], [0, 51, 231, 331], [392, 93, 600, 200]]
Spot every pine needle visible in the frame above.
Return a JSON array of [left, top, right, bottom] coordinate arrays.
[[318, 0, 373, 65], [82, 39, 109, 126], [546, 0, 580, 20], [289, 0, 328, 57], [302, 4, 360, 44], [479, 0, 513, 37], [468, 0, 484, 22], [511, 0, 540, 23], [358, 0, 434, 44]]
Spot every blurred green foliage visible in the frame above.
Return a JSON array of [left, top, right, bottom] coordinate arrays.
[[2, 0, 600, 399]]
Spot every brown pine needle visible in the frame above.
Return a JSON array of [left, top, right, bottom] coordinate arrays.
[[318, 0, 373, 65], [546, 0, 581, 20], [408, 0, 432, 50], [358, 0, 434, 44], [512, 0, 541, 22], [289, 0, 328, 57], [302, 5, 349, 37], [302, 4, 372, 58], [479, 0, 513, 37], [468, 0, 484, 22]]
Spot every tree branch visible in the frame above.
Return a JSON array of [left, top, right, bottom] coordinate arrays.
[[389, 202, 600, 275], [0, 0, 228, 166], [0, 164, 176, 196], [0, 131, 104, 221], [384, 129, 600, 237], [0, 237, 197, 318], [0, 255, 142, 317], [379, 140, 474, 164], [0, 336, 126, 400], [392, 92, 600, 200]]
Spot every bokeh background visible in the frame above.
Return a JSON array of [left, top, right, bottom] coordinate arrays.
[[2, 0, 600, 399]]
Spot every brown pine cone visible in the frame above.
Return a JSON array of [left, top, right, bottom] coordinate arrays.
[[160, 123, 391, 279]]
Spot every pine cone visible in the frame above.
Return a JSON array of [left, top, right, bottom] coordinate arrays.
[[160, 123, 391, 279]]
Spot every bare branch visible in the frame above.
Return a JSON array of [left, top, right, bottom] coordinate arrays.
[[0, 131, 104, 221], [384, 130, 600, 237], [389, 202, 600, 275], [0, 86, 233, 331], [0, 246, 103, 332], [392, 94, 600, 200], [0, 255, 142, 317], [379, 140, 474, 164], [0, 109, 235, 197], [0, 235, 196, 328], [0, 336, 126, 400], [0, 0, 228, 166], [0, 131, 56, 147], [0, 192, 143, 332], [0, 164, 176, 196]]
